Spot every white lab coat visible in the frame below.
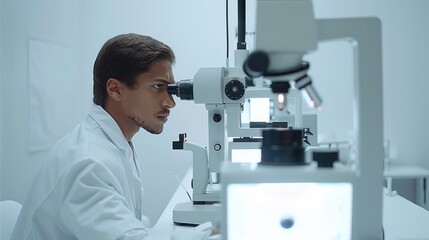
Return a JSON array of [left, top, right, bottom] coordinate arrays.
[[11, 104, 211, 240]]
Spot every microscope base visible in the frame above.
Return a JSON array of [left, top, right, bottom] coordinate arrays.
[[172, 202, 221, 226]]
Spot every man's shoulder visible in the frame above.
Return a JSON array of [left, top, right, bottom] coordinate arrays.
[[50, 122, 124, 170]]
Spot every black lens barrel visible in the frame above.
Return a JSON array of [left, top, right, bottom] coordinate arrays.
[[260, 129, 306, 166], [168, 80, 194, 100]]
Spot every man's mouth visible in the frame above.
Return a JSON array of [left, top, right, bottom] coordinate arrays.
[[156, 109, 170, 123], [156, 114, 169, 123]]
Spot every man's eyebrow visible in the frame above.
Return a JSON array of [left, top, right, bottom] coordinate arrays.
[[153, 79, 174, 84]]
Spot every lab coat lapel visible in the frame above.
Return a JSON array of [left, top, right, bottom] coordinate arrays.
[[129, 141, 141, 178], [129, 141, 144, 219], [89, 104, 143, 219], [88, 104, 129, 152]]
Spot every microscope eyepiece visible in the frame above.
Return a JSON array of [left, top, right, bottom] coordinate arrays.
[[168, 79, 194, 100], [167, 84, 178, 95]]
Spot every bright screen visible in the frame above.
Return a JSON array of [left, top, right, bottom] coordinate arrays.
[[226, 182, 352, 240], [231, 149, 261, 163]]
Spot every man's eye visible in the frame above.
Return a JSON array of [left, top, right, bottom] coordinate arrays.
[[153, 84, 164, 90]]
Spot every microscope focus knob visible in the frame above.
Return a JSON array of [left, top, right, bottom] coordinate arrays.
[[225, 79, 245, 100], [214, 144, 222, 151], [213, 113, 222, 122]]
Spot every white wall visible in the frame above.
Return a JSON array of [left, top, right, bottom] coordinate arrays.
[[2, 0, 32, 202], [0, 0, 2, 186], [1, 0, 428, 227], [1, 0, 85, 202]]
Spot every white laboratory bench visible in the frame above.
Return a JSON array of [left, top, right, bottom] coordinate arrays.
[[150, 168, 429, 240], [384, 163, 429, 210], [148, 168, 195, 240]]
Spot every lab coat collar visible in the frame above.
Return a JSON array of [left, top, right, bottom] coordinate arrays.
[[88, 104, 130, 152]]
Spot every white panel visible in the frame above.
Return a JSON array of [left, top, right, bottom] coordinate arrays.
[[28, 38, 80, 151], [305, 41, 353, 143]]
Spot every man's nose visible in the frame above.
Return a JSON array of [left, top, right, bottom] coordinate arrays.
[[163, 93, 176, 109]]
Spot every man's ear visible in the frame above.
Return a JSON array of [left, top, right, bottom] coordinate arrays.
[[106, 78, 123, 101]]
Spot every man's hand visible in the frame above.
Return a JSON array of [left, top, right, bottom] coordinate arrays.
[[211, 227, 220, 235]]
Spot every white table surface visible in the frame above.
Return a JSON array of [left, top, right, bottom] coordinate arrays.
[[383, 191, 429, 240], [148, 168, 194, 240]]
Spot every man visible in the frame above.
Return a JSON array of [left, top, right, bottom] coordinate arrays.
[[11, 33, 212, 239]]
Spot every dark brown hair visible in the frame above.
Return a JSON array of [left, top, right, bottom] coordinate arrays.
[[93, 33, 175, 107]]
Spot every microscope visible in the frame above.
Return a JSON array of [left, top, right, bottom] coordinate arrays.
[[169, 0, 384, 239], [167, 26, 317, 229]]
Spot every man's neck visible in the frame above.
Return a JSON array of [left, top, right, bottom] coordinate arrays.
[[103, 103, 138, 142]]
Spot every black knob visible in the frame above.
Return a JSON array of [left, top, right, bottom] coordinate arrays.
[[225, 79, 245, 100], [213, 113, 222, 122], [312, 149, 339, 168]]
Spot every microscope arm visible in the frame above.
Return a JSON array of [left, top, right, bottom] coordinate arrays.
[[183, 142, 210, 196], [172, 134, 210, 197]]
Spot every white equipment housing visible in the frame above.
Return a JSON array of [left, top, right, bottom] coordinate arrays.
[[221, 1, 384, 239]]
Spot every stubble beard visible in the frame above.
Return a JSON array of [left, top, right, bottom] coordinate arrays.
[[129, 115, 163, 135]]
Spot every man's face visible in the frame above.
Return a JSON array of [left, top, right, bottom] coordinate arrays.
[[120, 59, 176, 134]]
